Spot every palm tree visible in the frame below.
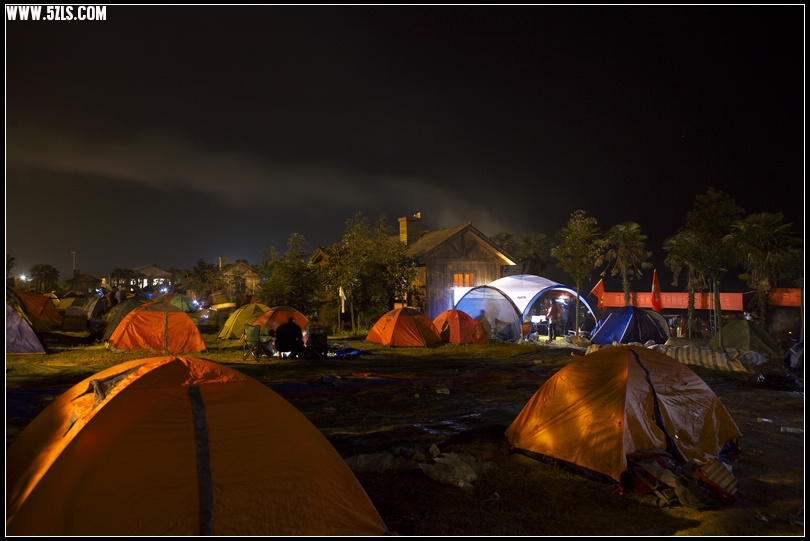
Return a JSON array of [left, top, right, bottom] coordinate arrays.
[[663, 230, 708, 338], [551, 210, 602, 334], [683, 188, 745, 345], [598, 222, 653, 307], [28, 264, 60, 293], [727, 212, 803, 326], [517, 233, 554, 276]]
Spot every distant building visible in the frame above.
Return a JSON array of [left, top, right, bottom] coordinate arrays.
[[64, 270, 102, 294], [219, 261, 260, 297], [312, 213, 517, 323], [399, 214, 517, 320], [132, 264, 173, 291]]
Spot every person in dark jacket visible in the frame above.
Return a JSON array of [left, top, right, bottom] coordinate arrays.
[[546, 299, 558, 342], [275, 316, 304, 358]]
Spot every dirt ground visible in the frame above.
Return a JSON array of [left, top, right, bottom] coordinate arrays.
[[6, 335, 805, 536]]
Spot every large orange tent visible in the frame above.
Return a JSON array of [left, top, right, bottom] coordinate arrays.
[[366, 307, 442, 347], [505, 345, 741, 484], [251, 306, 308, 335], [107, 302, 206, 355], [6, 356, 388, 535], [433, 309, 488, 344]]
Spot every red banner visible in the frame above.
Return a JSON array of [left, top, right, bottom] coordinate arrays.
[[599, 291, 744, 311]]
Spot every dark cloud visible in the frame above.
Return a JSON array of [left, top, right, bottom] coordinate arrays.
[[6, 6, 804, 285]]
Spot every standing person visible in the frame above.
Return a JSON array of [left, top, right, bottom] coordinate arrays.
[[275, 316, 304, 359], [560, 302, 572, 336], [546, 299, 558, 343], [106, 288, 118, 310], [475, 309, 493, 340], [115, 286, 127, 305]]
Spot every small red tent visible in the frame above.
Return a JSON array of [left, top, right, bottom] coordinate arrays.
[[251, 306, 308, 335], [7, 287, 63, 332], [366, 307, 442, 347], [433, 309, 488, 344]]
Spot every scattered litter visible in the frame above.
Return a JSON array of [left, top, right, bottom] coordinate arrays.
[[483, 492, 501, 502], [436, 387, 450, 395], [419, 453, 477, 489], [756, 418, 773, 423], [780, 427, 803, 434]]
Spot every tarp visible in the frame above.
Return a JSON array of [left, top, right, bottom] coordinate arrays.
[[433, 309, 488, 344], [6, 304, 46, 354], [506, 345, 742, 484], [6, 356, 388, 535], [217, 303, 271, 339], [107, 302, 206, 355], [708, 319, 783, 360], [454, 275, 597, 342], [588, 306, 670, 345], [251, 306, 308, 335], [366, 307, 442, 347]]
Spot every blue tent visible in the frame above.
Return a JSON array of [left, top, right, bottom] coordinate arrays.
[[588, 306, 670, 345], [6, 304, 46, 354]]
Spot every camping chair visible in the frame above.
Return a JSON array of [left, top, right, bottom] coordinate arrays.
[[242, 324, 275, 361]]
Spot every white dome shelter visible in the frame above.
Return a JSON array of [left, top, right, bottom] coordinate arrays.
[[454, 274, 597, 342]]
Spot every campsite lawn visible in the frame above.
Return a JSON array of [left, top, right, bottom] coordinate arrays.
[[6, 331, 805, 536]]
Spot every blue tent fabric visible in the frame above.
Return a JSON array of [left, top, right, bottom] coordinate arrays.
[[588, 306, 669, 345], [6, 304, 46, 354]]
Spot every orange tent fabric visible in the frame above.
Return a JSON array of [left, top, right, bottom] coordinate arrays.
[[505, 345, 741, 484], [6, 356, 388, 535], [107, 302, 206, 355], [7, 287, 63, 332], [251, 306, 308, 335], [433, 309, 488, 344], [366, 307, 442, 347]]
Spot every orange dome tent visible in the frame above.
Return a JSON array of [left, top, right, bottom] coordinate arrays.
[[6, 356, 388, 535], [251, 306, 308, 335], [366, 307, 442, 347], [107, 302, 206, 355], [505, 345, 741, 484], [433, 309, 488, 344]]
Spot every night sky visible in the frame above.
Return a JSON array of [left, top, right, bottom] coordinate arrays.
[[5, 6, 804, 291]]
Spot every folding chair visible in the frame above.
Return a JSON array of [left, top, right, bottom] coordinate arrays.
[[242, 324, 275, 361]]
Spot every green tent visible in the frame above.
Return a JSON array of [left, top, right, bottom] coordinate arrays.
[[152, 293, 197, 313], [217, 303, 271, 340], [708, 319, 783, 360]]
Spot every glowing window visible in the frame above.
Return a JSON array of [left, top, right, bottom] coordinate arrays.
[[453, 273, 474, 288]]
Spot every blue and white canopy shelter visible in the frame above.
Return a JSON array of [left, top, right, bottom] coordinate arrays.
[[454, 274, 598, 342]]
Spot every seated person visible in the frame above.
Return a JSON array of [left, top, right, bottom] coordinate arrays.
[[274, 317, 304, 358]]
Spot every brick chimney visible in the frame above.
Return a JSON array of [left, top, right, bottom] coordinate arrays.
[[399, 212, 422, 245]]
